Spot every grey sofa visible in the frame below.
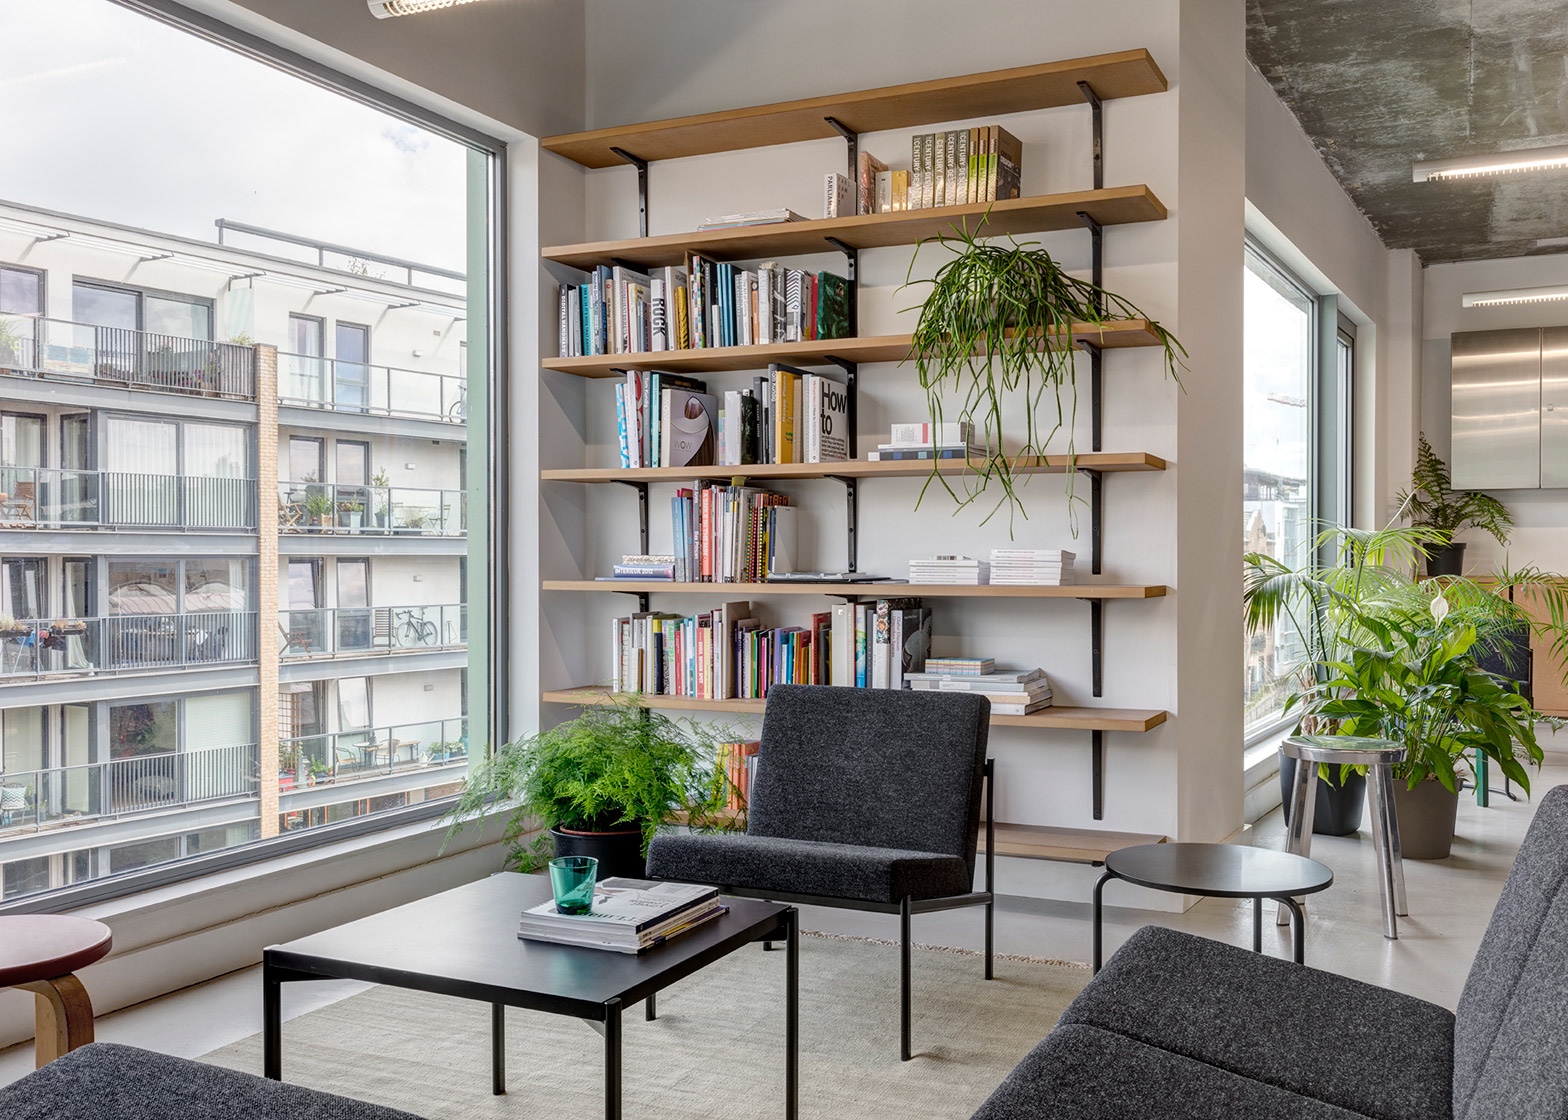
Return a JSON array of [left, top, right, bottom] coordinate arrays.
[[972, 782, 1568, 1119], [0, 1043, 425, 1120], [647, 683, 994, 1060]]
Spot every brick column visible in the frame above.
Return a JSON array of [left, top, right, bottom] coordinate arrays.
[[256, 345, 281, 837]]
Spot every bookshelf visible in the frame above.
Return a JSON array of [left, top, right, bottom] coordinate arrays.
[[539, 49, 1174, 833]]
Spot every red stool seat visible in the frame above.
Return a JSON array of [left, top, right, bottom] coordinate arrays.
[[0, 917, 112, 987]]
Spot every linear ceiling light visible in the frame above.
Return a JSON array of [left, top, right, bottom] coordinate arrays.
[[1462, 285, 1568, 308], [368, 0, 486, 17], [1414, 143, 1568, 182]]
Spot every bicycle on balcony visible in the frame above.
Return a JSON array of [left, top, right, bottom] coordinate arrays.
[[393, 608, 438, 648]]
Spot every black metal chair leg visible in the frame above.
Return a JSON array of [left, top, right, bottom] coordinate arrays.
[[899, 897, 913, 1061], [984, 898, 994, 980]]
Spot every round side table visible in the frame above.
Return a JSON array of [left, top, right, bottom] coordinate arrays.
[[0, 915, 112, 1068], [1094, 843, 1332, 972]]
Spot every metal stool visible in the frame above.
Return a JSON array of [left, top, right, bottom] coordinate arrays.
[[1278, 735, 1408, 940]]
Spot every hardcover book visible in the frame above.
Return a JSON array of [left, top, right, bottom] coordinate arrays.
[[858, 150, 888, 214], [816, 271, 850, 340], [662, 388, 718, 467]]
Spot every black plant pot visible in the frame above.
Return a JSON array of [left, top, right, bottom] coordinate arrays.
[[1426, 542, 1466, 577], [1279, 751, 1366, 836], [549, 824, 646, 879]]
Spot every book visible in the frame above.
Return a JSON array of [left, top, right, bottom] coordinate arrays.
[[872, 598, 922, 689], [662, 388, 718, 467], [698, 208, 804, 229], [517, 878, 724, 954], [944, 129, 960, 207], [894, 605, 933, 688], [891, 421, 973, 446], [858, 150, 888, 214], [994, 126, 1024, 201], [919, 658, 1000, 676], [824, 172, 853, 218], [868, 447, 983, 461], [922, 132, 937, 208], [891, 168, 909, 211], [813, 374, 850, 462], [875, 170, 892, 214], [770, 364, 801, 462], [816, 271, 850, 340], [932, 130, 946, 208], [910, 135, 925, 210]]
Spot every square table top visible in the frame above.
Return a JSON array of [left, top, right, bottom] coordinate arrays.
[[264, 872, 789, 1020]]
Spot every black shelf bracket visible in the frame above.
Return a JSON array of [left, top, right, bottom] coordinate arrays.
[[824, 237, 859, 335], [1091, 730, 1106, 820], [1077, 597, 1104, 698], [611, 478, 651, 609], [824, 477, 859, 573], [1077, 212, 1104, 303], [824, 116, 858, 183], [1075, 337, 1103, 456], [1076, 466, 1104, 577], [1077, 81, 1103, 192], [609, 146, 650, 238]]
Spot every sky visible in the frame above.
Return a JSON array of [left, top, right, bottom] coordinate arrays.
[[1243, 265, 1313, 482], [0, 0, 469, 275]]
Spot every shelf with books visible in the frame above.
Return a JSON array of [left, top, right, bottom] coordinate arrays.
[[541, 186, 1165, 271], [541, 579, 1168, 599], [542, 321, 1166, 379], [541, 49, 1167, 168], [541, 452, 1167, 484]]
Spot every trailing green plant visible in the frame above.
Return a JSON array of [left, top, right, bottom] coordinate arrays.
[[902, 220, 1186, 529], [1398, 434, 1513, 545], [443, 696, 745, 872]]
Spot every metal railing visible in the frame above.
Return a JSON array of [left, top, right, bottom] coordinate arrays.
[[278, 716, 468, 789], [0, 315, 256, 400], [278, 604, 466, 659], [279, 352, 465, 424], [0, 611, 259, 681], [0, 742, 260, 834], [0, 466, 255, 530], [277, 481, 465, 536]]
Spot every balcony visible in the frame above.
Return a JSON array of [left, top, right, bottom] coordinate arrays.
[[279, 353, 464, 425], [278, 604, 466, 659], [0, 612, 259, 682], [0, 315, 256, 400], [0, 742, 260, 836], [0, 466, 255, 531], [278, 716, 467, 791], [278, 481, 465, 536]]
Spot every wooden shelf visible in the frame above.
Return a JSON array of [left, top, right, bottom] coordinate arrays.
[[543, 579, 1167, 599], [542, 452, 1166, 484], [541, 686, 1166, 734], [541, 186, 1166, 270], [541, 320, 1164, 379], [542, 49, 1168, 168], [981, 823, 1167, 865]]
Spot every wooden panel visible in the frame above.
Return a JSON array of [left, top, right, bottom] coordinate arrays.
[[541, 686, 1167, 734], [542, 50, 1168, 168], [541, 186, 1166, 270], [981, 823, 1167, 865], [541, 452, 1167, 484], [542, 580, 1168, 599], [540, 320, 1164, 379], [1518, 586, 1568, 716]]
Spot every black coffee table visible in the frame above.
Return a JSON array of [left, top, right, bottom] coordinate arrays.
[[262, 872, 797, 1119], [1093, 843, 1333, 972]]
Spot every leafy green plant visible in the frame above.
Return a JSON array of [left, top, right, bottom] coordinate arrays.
[[1399, 434, 1513, 546], [444, 697, 743, 871], [304, 491, 333, 521], [902, 220, 1186, 528]]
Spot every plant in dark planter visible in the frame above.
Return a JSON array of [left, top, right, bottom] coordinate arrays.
[[443, 696, 739, 877], [1277, 755, 1366, 836], [1398, 434, 1512, 576]]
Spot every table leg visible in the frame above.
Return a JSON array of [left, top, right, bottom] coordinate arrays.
[[492, 1003, 505, 1095], [1379, 764, 1409, 916], [1279, 759, 1319, 926], [18, 974, 93, 1068], [785, 907, 799, 1120], [604, 997, 622, 1120], [263, 960, 282, 1081], [645, 992, 657, 1021], [1366, 764, 1400, 940], [1278, 896, 1306, 964], [1253, 898, 1262, 953], [1093, 869, 1113, 973]]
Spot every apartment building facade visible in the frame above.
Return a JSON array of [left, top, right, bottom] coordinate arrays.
[[0, 202, 472, 900]]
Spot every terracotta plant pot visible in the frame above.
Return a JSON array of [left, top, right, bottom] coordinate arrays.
[[1391, 778, 1460, 860], [550, 823, 646, 879]]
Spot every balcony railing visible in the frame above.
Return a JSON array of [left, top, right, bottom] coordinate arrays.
[[0, 611, 259, 681], [279, 604, 466, 659], [0, 742, 260, 835], [278, 482, 465, 536], [0, 315, 256, 400], [0, 466, 255, 531], [279, 352, 464, 425], [279, 716, 468, 790]]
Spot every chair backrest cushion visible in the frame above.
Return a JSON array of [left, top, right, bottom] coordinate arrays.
[[1454, 782, 1568, 1118], [746, 684, 989, 869]]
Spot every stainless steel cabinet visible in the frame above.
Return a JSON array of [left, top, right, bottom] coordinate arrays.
[[1451, 328, 1544, 490], [1542, 327, 1568, 488]]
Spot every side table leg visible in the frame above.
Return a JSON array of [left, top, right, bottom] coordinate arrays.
[[492, 1003, 505, 1095], [785, 907, 799, 1120], [18, 974, 93, 1068], [262, 961, 282, 1081], [1380, 764, 1409, 916], [1279, 896, 1306, 964], [1093, 870, 1113, 973], [604, 998, 622, 1120]]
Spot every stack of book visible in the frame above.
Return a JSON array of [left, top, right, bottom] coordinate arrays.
[[615, 371, 716, 468], [517, 878, 724, 954], [671, 483, 795, 582], [908, 555, 988, 585], [697, 208, 804, 230], [989, 549, 1076, 586], [904, 125, 1023, 211], [867, 421, 985, 462], [606, 554, 675, 580], [906, 665, 1054, 716]]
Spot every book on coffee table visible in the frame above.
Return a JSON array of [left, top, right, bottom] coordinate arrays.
[[517, 877, 724, 953]]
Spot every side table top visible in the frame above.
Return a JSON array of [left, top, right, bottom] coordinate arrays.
[[0, 916, 112, 987], [1104, 843, 1333, 899]]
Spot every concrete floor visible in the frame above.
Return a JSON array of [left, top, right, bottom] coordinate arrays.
[[4, 762, 1560, 1088]]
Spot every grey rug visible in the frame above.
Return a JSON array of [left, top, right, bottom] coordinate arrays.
[[203, 934, 1087, 1120]]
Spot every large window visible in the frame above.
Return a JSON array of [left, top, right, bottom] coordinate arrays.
[[0, 0, 497, 905]]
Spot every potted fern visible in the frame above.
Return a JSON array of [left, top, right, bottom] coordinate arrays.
[[1398, 434, 1512, 576]]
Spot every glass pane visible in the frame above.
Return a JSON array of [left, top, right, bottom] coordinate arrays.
[[184, 423, 246, 477], [108, 559, 177, 615], [338, 678, 370, 730], [0, 268, 42, 316], [184, 559, 249, 612], [334, 324, 370, 410], [1, 706, 46, 774], [74, 284, 138, 330], [337, 441, 369, 486], [110, 701, 177, 759], [2, 559, 45, 618], [185, 691, 252, 749], [61, 415, 90, 470], [144, 295, 211, 341], [338, 560, 369, 608], [290, 316, 323, 357], [288, 437, 322, 482], [287, 560, 321, 609], [1, 413, 44, 467], [103, 416, 177, 474]]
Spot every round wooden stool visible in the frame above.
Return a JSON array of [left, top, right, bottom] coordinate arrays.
[[0, 915, 112, 1067]]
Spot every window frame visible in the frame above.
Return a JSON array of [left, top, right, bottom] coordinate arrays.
[[71, 278, 215, 339], [0, 263, 46, 317]]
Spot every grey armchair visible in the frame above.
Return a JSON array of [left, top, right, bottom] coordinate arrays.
[[647, 683, 994, 1060]]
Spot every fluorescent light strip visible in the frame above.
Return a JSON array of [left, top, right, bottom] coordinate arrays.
[[1414, 143, 1568, 182], [368, 0, 486, 17], [1462, 285, 1568, 308]]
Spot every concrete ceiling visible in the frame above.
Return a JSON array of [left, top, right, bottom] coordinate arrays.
[[1248, 0, 1568, 264]]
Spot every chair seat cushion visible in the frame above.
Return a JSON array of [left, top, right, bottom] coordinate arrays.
[[1062, 927, 1454, 1120], [647, 830, 972, 904], [0, 1043, 425, 1119], [971, 1023, 1374, 1120]]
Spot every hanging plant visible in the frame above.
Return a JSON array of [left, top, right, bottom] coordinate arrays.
[[902, 221, 1186, 530]]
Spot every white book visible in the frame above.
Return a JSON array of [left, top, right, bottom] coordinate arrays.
[[831, 602, 854, 687]]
